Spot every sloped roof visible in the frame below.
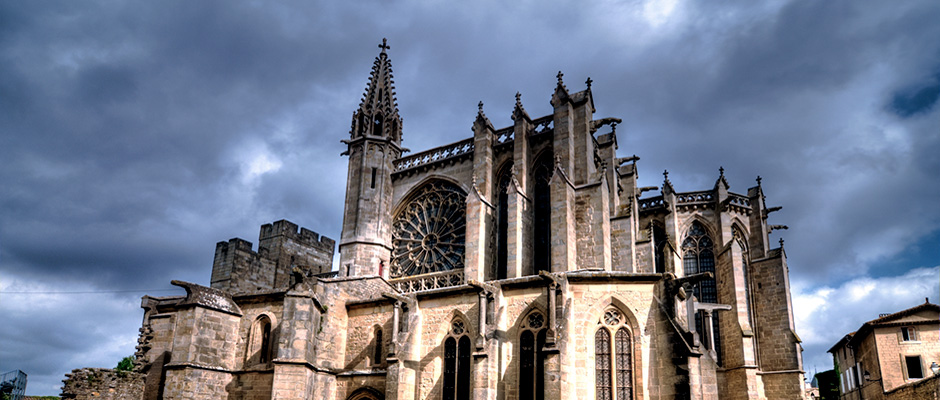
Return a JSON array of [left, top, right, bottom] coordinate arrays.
[[828, 301, 938, 353]]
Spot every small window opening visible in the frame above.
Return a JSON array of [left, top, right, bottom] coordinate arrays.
[[906, 356, 924, 379], [371, 167, 377, 189], [374, 328, 384, 365], [901, 327, 915, 341], [259, 320, 272, 364]]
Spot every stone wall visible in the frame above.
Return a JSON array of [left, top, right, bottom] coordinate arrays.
[[885, 374, 940, 400], [212, 220, 335, 294], [61, 368, 144, 400]]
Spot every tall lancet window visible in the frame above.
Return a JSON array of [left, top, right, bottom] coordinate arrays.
[[532, 153, 553, 273], [519, 311, 547, 400], [496, 164, 513, 279], [443, 319, 471, 400], [595, 308, 633, 400], [682, 221, 721, 364]]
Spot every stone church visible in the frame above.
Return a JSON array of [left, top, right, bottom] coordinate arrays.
[[66, 40, 806, 400]]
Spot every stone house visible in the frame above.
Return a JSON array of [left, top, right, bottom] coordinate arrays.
[[64, 40, 806, 400], [828, 301, 940, 400]]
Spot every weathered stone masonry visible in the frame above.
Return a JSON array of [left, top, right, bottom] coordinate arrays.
[[64, 40, 806, 400]]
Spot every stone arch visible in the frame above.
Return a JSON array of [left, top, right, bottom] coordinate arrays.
[[583, 295, 644, 400], [347, 386, 384, 400], [677, 215, 718, 242], [433, 309, 476, 343], [392, 175, 469, 216], [246, 312, 277, 367]]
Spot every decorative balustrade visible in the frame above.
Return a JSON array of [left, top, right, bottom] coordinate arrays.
[[676, 191, 714, 205], [494, 127, 514, 144], [393, 138, 474, 173], [638, 196, 665, 211], [389, 269, 465, 293], [727, 193, 751, 208], [530, 115, 553, 136]]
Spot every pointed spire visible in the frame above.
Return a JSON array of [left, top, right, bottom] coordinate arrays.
[[352, 39, 402, 143], [474, 100, 494, 131], [663, 169, 674, 193], [715, 166, 729, 189]]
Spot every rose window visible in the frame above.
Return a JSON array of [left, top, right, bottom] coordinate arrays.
[[391, 181, 466, 278]]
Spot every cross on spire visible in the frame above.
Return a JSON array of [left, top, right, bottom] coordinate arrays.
[[586, 77, 593, 89], [478, 101, 484, 113], [557, 71, 564, 84], [378, 38, 390, 52], [756, 176, 762, 186]]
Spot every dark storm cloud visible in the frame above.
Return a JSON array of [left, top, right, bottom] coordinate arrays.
[[2, 0, 939, 394]]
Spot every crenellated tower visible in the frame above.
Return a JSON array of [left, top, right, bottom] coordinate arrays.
[[339, 38, 403, 277]]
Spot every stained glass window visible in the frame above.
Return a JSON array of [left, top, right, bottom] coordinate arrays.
[[597, 308, 634, 400], [533, 153, 553, 273], [595, 329, 612, 400], [443, 319, 472, 400], [391, 181, 466, 278], [496, 165, 513, 279], [520, 311, 547, 400], [682, 221, 721, 364]]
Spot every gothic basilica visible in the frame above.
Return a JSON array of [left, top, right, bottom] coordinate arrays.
[[64, 41, 806, 400]]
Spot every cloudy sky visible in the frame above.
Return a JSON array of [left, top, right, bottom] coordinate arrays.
[[1, 0, 938, 395]]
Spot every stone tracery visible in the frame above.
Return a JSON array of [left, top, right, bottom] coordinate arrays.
[[391, 180, 467, 278]]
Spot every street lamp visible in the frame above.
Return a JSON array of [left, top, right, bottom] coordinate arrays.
[[930, 362, 940, 376]]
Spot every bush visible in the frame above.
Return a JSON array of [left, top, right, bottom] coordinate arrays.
[[116, 356, 135, 372]]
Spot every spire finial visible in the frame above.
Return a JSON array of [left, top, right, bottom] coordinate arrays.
[[719, 166, 725, 177], [557, 71, 564, 84], [779, 238, 785, 248], [478, 101, 484, 113], [515, 92, 522, 105], [378, 38, 390, 53], [756, 175, 762, 186], [586, 77, 593, 89], [663, 169, 669, 180]]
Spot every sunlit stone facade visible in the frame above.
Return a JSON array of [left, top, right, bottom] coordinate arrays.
[[64, 40, 806, 400]]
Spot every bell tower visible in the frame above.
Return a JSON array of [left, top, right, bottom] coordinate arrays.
[[338, 38, 403, 277]]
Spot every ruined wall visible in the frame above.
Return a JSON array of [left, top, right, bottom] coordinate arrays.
[[61, 368, 144, 400]]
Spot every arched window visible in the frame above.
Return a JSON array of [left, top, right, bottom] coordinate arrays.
[[682, 221, 721, 364], [519, 311, 547, 400], [532, 153, 553, 273], [443, 319, 472, 400], [652, 224, 667, 273], [496, 164, 513, 279], [390, 181, 467, 278], [373, 327, 384, 366], [595, 308, 633, 400], [248, 315, 274, 366]]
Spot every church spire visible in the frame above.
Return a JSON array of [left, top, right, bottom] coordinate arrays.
[[351, 38, 402, 144]]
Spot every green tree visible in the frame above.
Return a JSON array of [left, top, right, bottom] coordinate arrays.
[[116, 355, 135, 372]]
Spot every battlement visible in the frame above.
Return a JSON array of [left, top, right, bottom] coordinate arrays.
[[259, 219, 335, 251], [211, 219, 336, 294]]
